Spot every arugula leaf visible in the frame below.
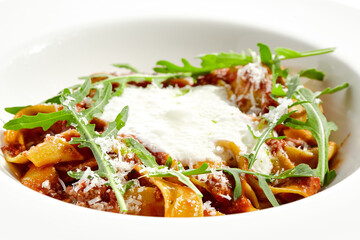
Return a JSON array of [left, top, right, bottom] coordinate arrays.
[[120, 180, 135, 195], [44, 84, 86, 104], [177, 161, 185, 171], [286, 75, 301, 98], [299, 68, 325, 81], [222, 168, 242, 200], [275, 163, 315, 179], [67, 170, 86, 180], [258, 176, 279, 206], [154, 59, 205, 74], [147, 163, 210, 178], [3, 110, 73, 131], [247, 125, 258, 140], [285, 86, 339, 185], [62, 81, 130, 211], [124, 138, 158, 168], [113, 63, 139, 73], [44, 94, 62, 104], [245, 111, 294, 169], [124, 137, 203, 197], [165, 157, 173, 168], [81, 82, 112, 121], [323, 169, 336, 187], [271, 81, 287, 97], [273, 54, 289, 78], [4, 105, 31, 115], [275, 47, 335, 60], [257, 43, 272, 68], [101, 106, 129, 138], [315, 82, 349, 97], [271, 56, 287, 97], [154, 52, 252, 76], [180, 163, 210, 176], [199, 52, 253, 69], [67, 169, 106, 180]]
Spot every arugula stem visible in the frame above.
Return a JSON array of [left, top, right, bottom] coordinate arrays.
[[247, 126, 273, 169], [67, 105, 128, 212], [294, 90, 327, 184], [64, 90, 127, 212], [150, 164, 314, 180]]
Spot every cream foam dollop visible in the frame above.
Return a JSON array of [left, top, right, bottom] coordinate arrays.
[[101, 84, 272, 174]]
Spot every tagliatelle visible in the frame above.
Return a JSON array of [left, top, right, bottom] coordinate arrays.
[[24, 130, 84, 167], [0, 43, 348, 217], [21, 164, 60, 192], [3, 104, 59, 156], [151, 178, 203, 217], [5, 129, 84, 166], [123, 187, 164, 216]]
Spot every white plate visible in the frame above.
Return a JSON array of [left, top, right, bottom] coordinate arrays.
[[0, 0, 359, 239]]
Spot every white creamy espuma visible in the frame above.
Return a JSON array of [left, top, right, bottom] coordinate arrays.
[[101, 84, 273, 174]]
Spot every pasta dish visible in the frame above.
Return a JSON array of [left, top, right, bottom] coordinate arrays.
[[0, 43, 348, 217]]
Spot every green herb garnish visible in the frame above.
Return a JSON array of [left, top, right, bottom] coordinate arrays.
[[257, 43, 348, 185], [154, 51, 253, 78], [284, 86, 339, 185], [113, 63, 139, 73], [299, 68, 325, 81], [245, 111, 294, 169], [4, 105, 31, 115], [4, 79, 131, 212], [275, 47, 335, 60]]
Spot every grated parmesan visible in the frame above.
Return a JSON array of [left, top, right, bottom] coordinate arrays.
[[218, 193, 232, 200], [88, 196, 102, 205], [237, 62, 268, 90], [263, 97, 293, 123], [58, 178, 66, 191], [125, 196, 142, 213], [41, 180, 50, 189], [94, 136, 135, 186], [203, 201, 217, 216], [73, 167, 107, 193]]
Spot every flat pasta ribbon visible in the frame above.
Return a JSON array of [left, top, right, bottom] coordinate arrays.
[[151, 178, 203, 217], [123, 187, 164, 216], [6, 129, 84, 167]]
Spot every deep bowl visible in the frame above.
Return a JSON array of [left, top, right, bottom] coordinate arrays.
[[0, 1, 359, 239]]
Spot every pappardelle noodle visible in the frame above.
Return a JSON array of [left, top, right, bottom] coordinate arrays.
[[0, 43, 348, 217]]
